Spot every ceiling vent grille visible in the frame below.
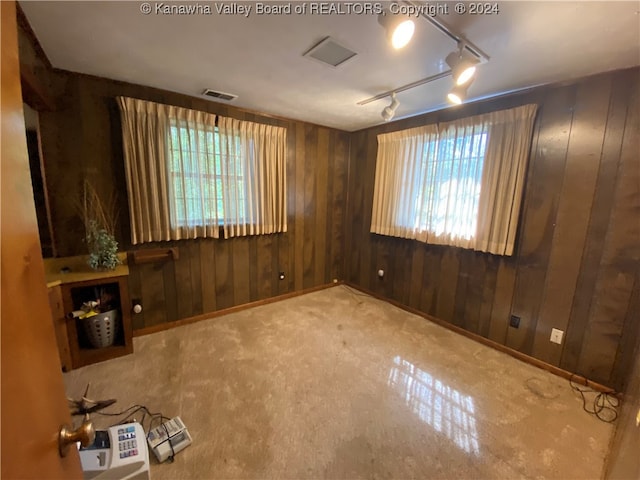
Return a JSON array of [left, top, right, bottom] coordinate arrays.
[[303, 36, 357, 68], [202, 89, 237, 101]]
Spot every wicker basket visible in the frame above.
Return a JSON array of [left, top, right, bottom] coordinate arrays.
[[82, 309, 118, 348]]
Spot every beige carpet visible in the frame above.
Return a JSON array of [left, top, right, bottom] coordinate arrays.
[[64, 285, 614, 479]]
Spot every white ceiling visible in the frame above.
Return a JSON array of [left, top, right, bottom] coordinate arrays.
[[20, 1, 640, 131]]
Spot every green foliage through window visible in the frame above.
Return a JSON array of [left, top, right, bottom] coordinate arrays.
[[167, 122, 246, 228]]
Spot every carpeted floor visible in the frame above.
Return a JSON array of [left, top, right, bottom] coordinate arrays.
[[64, 285, 614, 479]]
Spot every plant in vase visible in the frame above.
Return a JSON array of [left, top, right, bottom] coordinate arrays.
[[80, 180, 121, 271]]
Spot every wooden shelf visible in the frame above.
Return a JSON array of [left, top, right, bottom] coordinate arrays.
[[60, 275, 133, 369]]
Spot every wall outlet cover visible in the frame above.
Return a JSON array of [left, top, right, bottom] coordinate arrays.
[[550, 328, 564, 344], [509, 315, 521, 328]]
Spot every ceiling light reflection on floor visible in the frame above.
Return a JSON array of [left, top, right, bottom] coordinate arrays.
[[388, 356, 480, 456]]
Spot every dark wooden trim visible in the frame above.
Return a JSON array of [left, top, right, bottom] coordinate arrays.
[[133, 281, 342, 337], [20, 63, 56, 111], [15, 3, 52, 69], [33, 113, 57, 257], [344, 281, 616, 394]]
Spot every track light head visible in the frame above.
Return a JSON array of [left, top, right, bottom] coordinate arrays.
[[447, 84, 469, 105], [445, 47, 480, 86], [378, 11, 415, 49], [381, 93, 400, 121]]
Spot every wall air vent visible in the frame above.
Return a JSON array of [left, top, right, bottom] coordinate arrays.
[[303, 36, 357, 68], [202, 89, 237, 101]]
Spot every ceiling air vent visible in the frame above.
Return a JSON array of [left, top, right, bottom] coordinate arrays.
[[303, 36, 357, 68], [202, 89, 237, 101]]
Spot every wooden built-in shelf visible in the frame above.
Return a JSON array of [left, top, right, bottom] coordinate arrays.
[[56, 275, 133, 370]]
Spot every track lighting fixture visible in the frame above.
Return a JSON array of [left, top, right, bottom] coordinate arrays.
[[447, 84, 469, 105], [381, 93, 400, 121], [378, 11, 415, 49], [445, 44, 480, 86], [362, 12, 490, 112]]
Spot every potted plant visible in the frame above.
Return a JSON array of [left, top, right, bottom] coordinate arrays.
[[80, 180, 121, 271]]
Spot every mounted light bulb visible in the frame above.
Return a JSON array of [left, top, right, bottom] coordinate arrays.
[[390, 19, 415, 49], [447, 84, 469, 105], [445, 48, 480, 86], [378, 12, 415, 50]]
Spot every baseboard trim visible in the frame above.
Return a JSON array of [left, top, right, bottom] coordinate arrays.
[[344, 282, 616, 394], [133, 281, 342, 337]]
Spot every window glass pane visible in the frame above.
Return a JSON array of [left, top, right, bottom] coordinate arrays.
[[168, 122, 251, 228], [412, 129, 487, 240]]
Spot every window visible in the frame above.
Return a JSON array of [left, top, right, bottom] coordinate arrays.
[[168, 122, 245, 228], [371, 104, 537, 256], [413, 130, 488, 240], [117, 96, 287, 244]]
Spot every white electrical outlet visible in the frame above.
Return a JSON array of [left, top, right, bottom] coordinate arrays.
[[550, 328, 564, 344]]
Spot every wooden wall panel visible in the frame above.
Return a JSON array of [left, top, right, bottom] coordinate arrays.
[[214, 238, 234, 310], [408, 242, 425, 310], [343, 67, 640, 390], [127, 261, 145, 330], [302, 125, 318, 289], [487, 258, 516, 345], [173, 241, 194, 320], [200, 239, 217, 313], [34, 68, 350, 338], [477, 254, 498, 339], [360, 131, 378, 291], [139, 263, 167, 327], [294, 123, 306, 291], [347, 132, 366, 284], [505, 86, 569, 354], [561, 71, 633, 373], [314, 129, 329, 285], [531, 75, 612, 364], [576, 75, 639, 384]]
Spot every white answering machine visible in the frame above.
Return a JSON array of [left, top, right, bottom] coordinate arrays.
[[79, 422, 150, 480], [146, 416, 192, 463]]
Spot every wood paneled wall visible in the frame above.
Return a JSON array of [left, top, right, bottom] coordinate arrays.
[[36, 72, 349, 330], [344, 68, 639, 391]]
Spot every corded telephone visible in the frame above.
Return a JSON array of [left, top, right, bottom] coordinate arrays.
[[79, 422, 150, 480]]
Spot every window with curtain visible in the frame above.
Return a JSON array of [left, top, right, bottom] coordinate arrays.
[[117, 97, 287, 244], [168, 122, 245, 228], [371, 104, 538, 256]]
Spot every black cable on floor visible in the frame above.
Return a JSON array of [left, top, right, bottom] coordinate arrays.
[[569, 375, 619, 423]]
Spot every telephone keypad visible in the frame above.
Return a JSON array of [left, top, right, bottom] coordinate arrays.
[[116, 425, 139, 459]]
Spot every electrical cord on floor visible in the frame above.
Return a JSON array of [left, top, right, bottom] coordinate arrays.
[[96, 404, 176, 462], [569, 375, 619, 423]]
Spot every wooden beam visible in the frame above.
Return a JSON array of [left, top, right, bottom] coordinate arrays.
[[20, 63, 56, 111]]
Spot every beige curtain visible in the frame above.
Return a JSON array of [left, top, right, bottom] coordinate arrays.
[[118, 96, 219, 243], [371, 123, 439, 239], [474, 105, 538, 255], [117, 97, 287, 244], [217, 117, 287, 238], [371, 104, 537, 255]]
